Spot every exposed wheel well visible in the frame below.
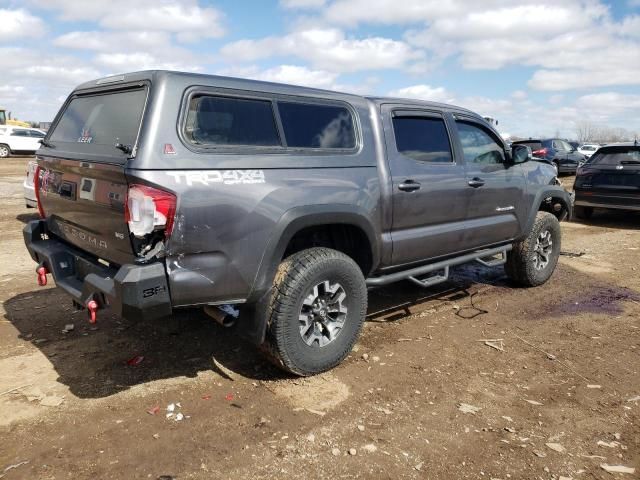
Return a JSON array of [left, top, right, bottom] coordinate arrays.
[[539, 195, 570, 221], [283, 224, 373, 276]]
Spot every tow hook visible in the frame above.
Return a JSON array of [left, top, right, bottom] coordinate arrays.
[[36, 265, 48, 286], [87, 300, 99, 324]]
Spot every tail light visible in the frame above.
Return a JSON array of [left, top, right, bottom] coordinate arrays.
[[125, 184, 176, 238], [34, 166, 46, 218], [532, 148, 548, 157]]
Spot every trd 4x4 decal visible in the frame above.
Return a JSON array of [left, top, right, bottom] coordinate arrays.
[[166, 170, 266, 186]]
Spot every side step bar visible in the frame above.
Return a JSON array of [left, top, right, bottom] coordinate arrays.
[[365, 245, 512, 288]]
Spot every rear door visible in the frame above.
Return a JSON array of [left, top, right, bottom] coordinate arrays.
[[382, 105, 470, 266], [452, 116, 525, 249], [38, 84, 149, 266]]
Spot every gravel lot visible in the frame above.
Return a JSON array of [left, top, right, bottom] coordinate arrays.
[[0, 157, 638, 479]]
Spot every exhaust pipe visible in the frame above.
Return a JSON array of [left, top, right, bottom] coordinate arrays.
[[204, 304, 239, 328]]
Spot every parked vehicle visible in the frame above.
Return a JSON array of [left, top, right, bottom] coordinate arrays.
[[573, 142, 640, 219], [0, 126, 46, 157], [577, 143, 599, 158], [511, 138, 585, 174], [24, 160, 37, 208], [23, 71, 572, 375]]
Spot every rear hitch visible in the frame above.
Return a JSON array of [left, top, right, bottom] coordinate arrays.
[[87, 300, 99, 324], [36, 265, 49, 286]]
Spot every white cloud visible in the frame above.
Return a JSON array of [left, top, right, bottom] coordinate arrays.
[[28, 0, 224, 40], [576, 92, 640, 115], [230, 65, 339, 89], [387, 84, 454, 103], [54, 30, 205, 73], [220, 28, 422, 73], [0, 8, 45, 40]]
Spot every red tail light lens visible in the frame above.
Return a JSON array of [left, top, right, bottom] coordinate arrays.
[[125, 184, 177, 238], [34, 165, 46, 218], [532, 148, 548, 157]]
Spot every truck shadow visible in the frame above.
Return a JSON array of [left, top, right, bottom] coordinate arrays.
[[2, 264, 509, 399]]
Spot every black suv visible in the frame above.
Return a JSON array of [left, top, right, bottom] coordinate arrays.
[[512, 138, 585, 174], [573, 143, 640, 219]]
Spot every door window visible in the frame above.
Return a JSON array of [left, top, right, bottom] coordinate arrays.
[[391, 116, 452, 163], [455, 121, 505, 165], [11, 129, 29, 137]]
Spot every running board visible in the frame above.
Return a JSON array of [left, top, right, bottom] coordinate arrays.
[[366, 245, 512, 288]]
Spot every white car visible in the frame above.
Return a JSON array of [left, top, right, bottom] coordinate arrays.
[[577, 143, 599, 158], [0, 126, 46, 158], [24, 160, 38, 208]]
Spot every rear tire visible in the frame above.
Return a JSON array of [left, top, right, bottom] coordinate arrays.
[[0, 144, 10, 158], [264, 247, 367, 376], [574, 205, 593, 220], [505, 212, 561, 287]]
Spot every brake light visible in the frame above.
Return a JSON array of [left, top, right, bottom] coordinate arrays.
[[125, 184, 176, 238], [34, 166, 45, 218], [532, 148, 548, 157]]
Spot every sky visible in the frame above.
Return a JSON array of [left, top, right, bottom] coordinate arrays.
[[1, 0, 639, 139]]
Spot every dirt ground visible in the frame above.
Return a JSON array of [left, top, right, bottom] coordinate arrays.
[[0, 157, 638, 480]]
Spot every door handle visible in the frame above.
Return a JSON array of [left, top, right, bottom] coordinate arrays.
[[398, 180, 421, 192], [468, 177, 485, 188]]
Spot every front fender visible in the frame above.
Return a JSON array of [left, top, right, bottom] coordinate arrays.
[[520, 186, 573, 240]]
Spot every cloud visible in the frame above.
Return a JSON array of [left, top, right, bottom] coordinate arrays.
[[220, 28, 423, 73], [54, 30, 205, 72], [0, 8, 45, 40], [28, 0, 224, 40], [387, 84, 454, 103]]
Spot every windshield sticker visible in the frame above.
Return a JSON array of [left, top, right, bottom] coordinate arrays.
[[77, 129, 93, 144], [166, 170, 266, 186]]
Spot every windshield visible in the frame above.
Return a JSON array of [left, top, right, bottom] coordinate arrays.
[[48, 86, 147, 159], [587, 149, 640, 166]]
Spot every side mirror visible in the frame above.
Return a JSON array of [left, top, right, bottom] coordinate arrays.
[[511, 144, 532, 164]]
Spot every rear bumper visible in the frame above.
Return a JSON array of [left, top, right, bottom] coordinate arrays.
[[23, 220, 172, 321], [575, 192, 640, 211]]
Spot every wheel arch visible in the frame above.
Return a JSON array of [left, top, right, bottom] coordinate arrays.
[[237, 205, 379, 345], [521, 187, 572, 240]]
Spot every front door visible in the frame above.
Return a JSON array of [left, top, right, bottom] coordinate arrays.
[[451, 116, 526, 249], [383, 105, 470, 267]]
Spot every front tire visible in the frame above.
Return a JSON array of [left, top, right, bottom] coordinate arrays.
[[505, 212, 561, 287], [264, 247, 367, 376], [0, 144, 10, 158]]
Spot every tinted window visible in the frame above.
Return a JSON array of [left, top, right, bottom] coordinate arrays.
[[11, 129, 29, 137], [278, 102, 356, 149], [588, 149, 640, 166], [29, 130, 45, 138], [50, 88, 147, 149], [392, 116, 452, 163], [184, 95, 280, 147], [456, 122, 505, 165]]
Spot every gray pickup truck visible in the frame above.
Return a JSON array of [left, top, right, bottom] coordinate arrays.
[[24, 71, 572, 375]]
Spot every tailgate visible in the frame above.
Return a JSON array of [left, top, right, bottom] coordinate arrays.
[[38, 157, 134, 265], [37, 84, 149, 266]]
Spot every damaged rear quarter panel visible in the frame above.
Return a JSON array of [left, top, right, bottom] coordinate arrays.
[[129, 167, 380, 307]]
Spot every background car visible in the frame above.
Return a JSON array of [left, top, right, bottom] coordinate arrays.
[[0, 126, 46, 157], [578, 143, 600, 158], [23, 160, 37, 208], [573, 142, 640, 219], [512, 138, 585, 174]]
